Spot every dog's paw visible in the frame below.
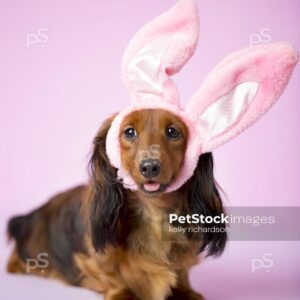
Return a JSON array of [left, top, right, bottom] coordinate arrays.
[[105, 289, 138, 300], [167, 289, 205, 300]]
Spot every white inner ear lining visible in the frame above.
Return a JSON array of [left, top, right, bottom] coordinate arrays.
[[127, 37, 171, 100], [198, 81, 260, 138]]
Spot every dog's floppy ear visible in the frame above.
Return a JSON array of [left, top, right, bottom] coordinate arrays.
[[187, 153, 227, 256], [88, 116, 125, 252]]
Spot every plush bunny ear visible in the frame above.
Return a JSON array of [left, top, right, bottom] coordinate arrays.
[[185, 42, 298, 153], [122, 0, 199, 107]]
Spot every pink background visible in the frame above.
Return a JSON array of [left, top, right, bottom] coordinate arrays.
[[0, 0, 299, 299]]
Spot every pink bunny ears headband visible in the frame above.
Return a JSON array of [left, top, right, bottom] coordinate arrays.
[[106, 0, 298, 193]]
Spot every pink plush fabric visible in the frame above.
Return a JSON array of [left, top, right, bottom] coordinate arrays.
[[106, 0, 298, 192], [121, 0, 199, 107], [186, 42, 299, 153]]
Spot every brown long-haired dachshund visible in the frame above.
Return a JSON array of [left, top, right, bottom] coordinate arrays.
[[7, 109, 226, 300], [6, 0, 299, 297]]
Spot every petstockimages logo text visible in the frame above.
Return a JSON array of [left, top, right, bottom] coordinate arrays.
[[169, 214, 229, 224], [164, 208, 300, 241], [169, 213, 275, 226]]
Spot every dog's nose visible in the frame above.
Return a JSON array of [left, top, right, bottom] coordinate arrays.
[[139, 159, 161, 178]]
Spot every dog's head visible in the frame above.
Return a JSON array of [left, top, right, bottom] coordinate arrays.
[[119, 109, 188, 195], [88, 111, 226, 256]]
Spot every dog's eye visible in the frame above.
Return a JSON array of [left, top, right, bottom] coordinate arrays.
[[166, 126, 181, 139], [124, 127, 137, 140]]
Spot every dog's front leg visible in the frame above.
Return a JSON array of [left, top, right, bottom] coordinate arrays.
[[167, 270, 205, 300]]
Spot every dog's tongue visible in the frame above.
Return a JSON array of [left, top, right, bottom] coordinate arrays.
[[143, 183, 160, 192]]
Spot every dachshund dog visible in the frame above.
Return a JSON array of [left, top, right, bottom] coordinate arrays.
[[7, 109, 226, 300], [7, 1, 298, 299]]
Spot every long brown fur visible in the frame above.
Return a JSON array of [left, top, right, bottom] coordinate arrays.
[[7, 109, 227, 300]]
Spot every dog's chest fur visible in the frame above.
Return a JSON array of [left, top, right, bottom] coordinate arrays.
[[76, 191, 199, 299]]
